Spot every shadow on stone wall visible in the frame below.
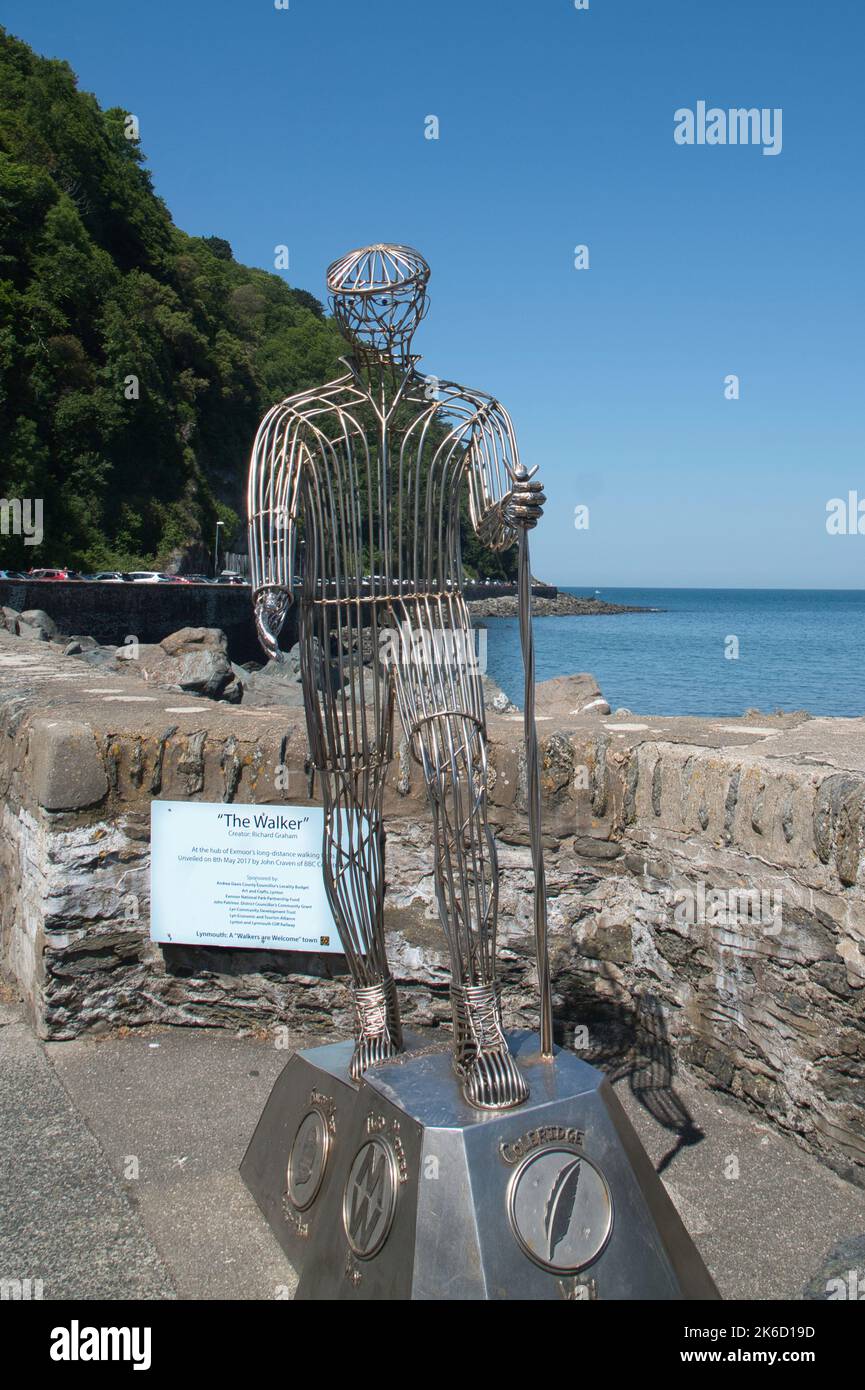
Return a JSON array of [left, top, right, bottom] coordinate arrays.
[[557, 980, 705, 1173]]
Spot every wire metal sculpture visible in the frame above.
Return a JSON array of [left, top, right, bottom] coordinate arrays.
[[247, 243, 545, 1109]]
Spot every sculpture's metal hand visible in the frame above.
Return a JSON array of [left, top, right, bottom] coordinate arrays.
[[254, 587, 291, 663], [503, 476, 546, 530]]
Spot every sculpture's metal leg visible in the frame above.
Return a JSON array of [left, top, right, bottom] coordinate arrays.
[[450, 981, 528, 1110], [300, 599, 404, 1079], [391, 599, 528, 1109], [351, 977, 403, 1080], [419, 719, 528, 1107]]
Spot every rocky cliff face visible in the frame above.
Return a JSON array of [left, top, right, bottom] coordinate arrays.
[[0, 632, 863, 1187]]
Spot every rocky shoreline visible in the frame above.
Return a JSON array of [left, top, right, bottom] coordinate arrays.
[[468, 593, 657, 618]]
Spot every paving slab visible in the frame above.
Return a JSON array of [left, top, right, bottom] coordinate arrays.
[[0, 1007, 175, 1300], [47, 1025, 299, 1300], [611, 1065, 865, 1300]]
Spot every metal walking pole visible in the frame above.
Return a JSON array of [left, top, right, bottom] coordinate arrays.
[[513, 465, 554, 1060]]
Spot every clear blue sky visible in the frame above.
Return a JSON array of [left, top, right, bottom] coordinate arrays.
[[6, 0, 864, 586]]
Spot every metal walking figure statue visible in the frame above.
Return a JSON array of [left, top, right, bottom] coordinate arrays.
[[248, 243, 546, 1110], [241, 244, 720, 1300]]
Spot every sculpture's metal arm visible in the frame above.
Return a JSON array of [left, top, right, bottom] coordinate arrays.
[[446, 388, 544, 550], [247, 399, 306, 661], [247, 376, 360, 661]]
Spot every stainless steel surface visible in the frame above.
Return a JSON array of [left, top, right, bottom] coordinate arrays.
[[507, 1146, 613, 1274], [288, 1032, 720, 1301], [239, 1041, 357, 1275], [342, 1136, 400, 1260], [246, 242, 547, 1107], [286, 1107, 331, 1211]]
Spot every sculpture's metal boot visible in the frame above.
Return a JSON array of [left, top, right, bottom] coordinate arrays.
[[451, 982, 529, 1110], [350, 977, 404, 1080]]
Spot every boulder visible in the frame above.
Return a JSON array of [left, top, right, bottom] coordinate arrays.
[[17, 620, 49, 643], [18, 609, 57, 641], [29, 718, 108, 811], [237, 657, 305, 708], [482, 674, 518, 715], [535, 673, 610, 720], [160, 626, 227, 658], [0, 606, 20, 634], [77, 644, 122, 670], [250, 650, 302, 684], [240, 661, 519, 717], [62, 635, 100, 657], [112, 627, 240, 701]]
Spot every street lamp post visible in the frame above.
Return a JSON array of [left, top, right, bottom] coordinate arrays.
[[213, 520, 224, 578]]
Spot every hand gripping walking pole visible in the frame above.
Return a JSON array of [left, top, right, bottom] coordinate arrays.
[[512, 464, 554, 1060]]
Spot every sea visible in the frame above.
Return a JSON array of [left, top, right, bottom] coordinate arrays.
[[481, 588, 865, 719]]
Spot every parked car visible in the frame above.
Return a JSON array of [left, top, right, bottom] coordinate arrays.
[[90, 571, 132, 582], [215, 571, 247, 585], [27, 568, 70, 580], [126, 571, 172, 584], [0, 570, 25, 580]]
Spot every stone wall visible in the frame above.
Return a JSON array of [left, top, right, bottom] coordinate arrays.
[[0, 579, 262, 662], [0, 628, 863, 1187]]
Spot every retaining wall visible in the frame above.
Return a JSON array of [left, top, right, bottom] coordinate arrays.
[[0, 628, 863, 1186]]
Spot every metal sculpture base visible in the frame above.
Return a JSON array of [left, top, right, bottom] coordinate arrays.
[[241, 1031, 719, 1300]]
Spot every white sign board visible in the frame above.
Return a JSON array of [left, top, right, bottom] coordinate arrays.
[[150, 800, 342, 953]]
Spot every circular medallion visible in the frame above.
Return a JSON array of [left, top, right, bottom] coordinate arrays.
[[286, 1108, 330, 1211], [342, 1137, 398, 1259], [508, 1146, 613, 1274]]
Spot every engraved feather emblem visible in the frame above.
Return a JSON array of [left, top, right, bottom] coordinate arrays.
[[544, 1158, 581, 1260]]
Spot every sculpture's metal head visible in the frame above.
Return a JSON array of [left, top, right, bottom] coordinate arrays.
[[327, 243, 430, 363]]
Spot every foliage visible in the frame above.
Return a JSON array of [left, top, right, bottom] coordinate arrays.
[[0, 27, 344, 569], [0, 27, 512, 579]]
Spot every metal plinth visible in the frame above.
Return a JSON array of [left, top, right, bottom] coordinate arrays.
[[240, 1032, 720, 1301]]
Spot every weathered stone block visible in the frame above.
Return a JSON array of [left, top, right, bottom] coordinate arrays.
[[29, 720, 108, 811]]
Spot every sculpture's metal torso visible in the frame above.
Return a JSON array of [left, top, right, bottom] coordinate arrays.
[[250, 361, 509, 602]]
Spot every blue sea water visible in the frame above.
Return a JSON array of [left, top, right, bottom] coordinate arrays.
[[482, 589, 865, 719]]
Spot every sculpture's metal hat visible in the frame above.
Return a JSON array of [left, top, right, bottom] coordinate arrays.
[[326, 243, 430, 297]]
